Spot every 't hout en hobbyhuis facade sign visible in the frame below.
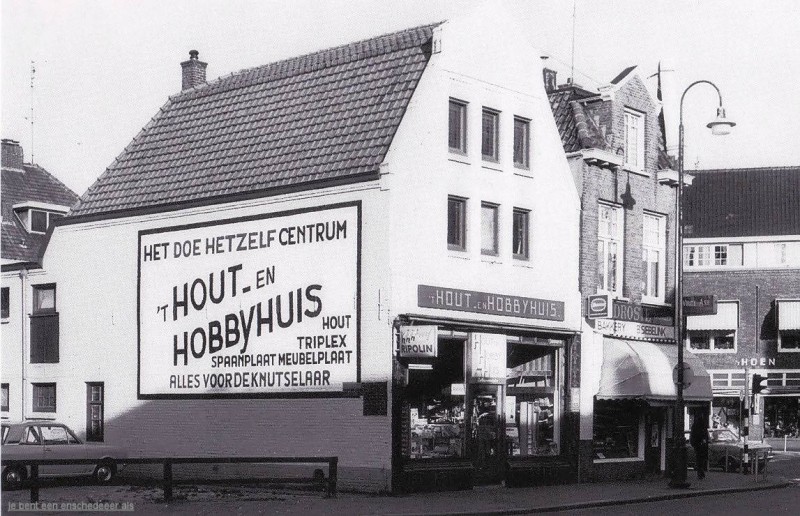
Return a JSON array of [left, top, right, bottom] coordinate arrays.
[[137, 203, 360, 398]]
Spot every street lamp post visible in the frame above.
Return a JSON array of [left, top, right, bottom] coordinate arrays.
[[670, 80, 735, 488]]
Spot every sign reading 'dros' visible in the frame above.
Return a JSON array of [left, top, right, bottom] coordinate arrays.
[[137, 203, 360, 398], [399, 325, 438, 358]]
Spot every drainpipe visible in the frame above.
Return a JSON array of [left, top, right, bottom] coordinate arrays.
[[19, 268, 28, 420]]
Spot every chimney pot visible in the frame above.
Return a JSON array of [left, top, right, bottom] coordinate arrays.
[[542, 67, 558, 93], [1, 139, 25, 170], [180, 50, 207, 91]]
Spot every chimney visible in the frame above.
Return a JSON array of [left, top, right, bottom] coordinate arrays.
[[180, 50, 207, 91], [1, 139, 24, 170], [542, 68, 558, 93]]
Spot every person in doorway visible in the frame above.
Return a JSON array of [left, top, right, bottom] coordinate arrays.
[[690, 415, 709, 479]]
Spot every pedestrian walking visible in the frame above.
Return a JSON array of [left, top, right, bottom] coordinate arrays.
[[690, 415, 709, 479]]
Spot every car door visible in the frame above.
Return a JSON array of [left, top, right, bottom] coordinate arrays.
[[16, 426, 45, 477], [39, 424, 89, 477]]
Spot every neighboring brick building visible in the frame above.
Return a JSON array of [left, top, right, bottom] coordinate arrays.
[[683, 166, 800, 443], [32, 5, 583, 492], [548, 66, 712, 481], [1, 138, 79, 422]]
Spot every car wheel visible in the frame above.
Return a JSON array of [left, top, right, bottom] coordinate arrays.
[[2, 466, 26, 490], [93, 463, 116, 484]]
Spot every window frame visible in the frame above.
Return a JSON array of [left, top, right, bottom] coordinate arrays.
[[623, 108, 645, 171], [513, 116, 530, 169], [512, 208, 530, 260], [777, 299, 800, 353], [32, 383, 57, 413], [448, 99, 468, 155], [687, 301, 739, 354], [1, 286, 9, 320], [597, 203, 624, 296], [684, 243, 743, 268], [480, 202, 499, 256], [481, 107, 500, 162], [642, 213, 666, 303], [86, 382, 105, 442], [32, 284, 56, 314], [447, 196, 467, 252], [1, 383, 9, 412]]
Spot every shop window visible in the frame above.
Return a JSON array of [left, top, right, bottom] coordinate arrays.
[[512, 208, 529, 259], [712, 397, 742, 435], [642, 213, 665, 302], [447, 196, 467, 251], [597, 203, 623, 294], [593, 399, 644, 460], [1, 287, 8, 319], [1, 383, 8, 412], [506, 344, 560, 456], [32, 383, 56, 413], [763, 397, 800, 438], [30, 284, 59, 363], [481, 108, 499, 161], [405, 339, 466, 459], [86, 383, 104, 442], [448, 99, 467, 154], [513, 117, 530, 168], [480, 203, 499, 256]]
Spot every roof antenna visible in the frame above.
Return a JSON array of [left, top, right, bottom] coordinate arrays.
[[30, 60, 36, 164], [570, 0, 577, 85]]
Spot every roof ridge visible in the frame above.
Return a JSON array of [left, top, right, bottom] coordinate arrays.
[[171, 21, 442, 100]]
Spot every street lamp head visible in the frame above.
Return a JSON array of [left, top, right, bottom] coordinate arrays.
[[707, 106, 736, 136]]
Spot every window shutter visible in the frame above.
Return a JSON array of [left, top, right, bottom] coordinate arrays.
[[30, 314, 59, 363]]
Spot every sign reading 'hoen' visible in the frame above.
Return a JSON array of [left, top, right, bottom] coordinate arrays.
[[138, 203, 360, 398], [417, 285, 565, 321]]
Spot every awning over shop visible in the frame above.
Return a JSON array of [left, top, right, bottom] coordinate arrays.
[[686, 301, 738, 331], [778, 300, 800, 330], [597, 338, 712, 402]]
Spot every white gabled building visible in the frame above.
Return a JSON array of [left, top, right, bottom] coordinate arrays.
[[35, 5, 581, 492]]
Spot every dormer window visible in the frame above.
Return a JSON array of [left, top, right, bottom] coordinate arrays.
[[13, 202, 69, 234]]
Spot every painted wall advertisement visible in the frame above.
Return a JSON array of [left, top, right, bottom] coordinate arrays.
[[138, 203, 360, 397]]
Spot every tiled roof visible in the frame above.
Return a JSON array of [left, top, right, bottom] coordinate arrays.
[[70, 24, 438, 217], [1, 164, 79, 263], [684, 166, 800, 238], [547, 88, 603, 153]]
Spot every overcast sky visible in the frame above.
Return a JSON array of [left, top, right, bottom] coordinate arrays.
[[2, 0, 799, 195]]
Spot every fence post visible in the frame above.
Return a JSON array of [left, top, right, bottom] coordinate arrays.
[[327, 457, 338, 498], [163, 461, 173, 502], [30, 465, 39, 503]]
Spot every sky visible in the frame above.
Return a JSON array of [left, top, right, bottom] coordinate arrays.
[[2, 0, 799, 196]]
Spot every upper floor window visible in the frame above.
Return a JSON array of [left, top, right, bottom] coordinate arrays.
[[597, 203, 624, 294], [684, 244, 743, 268], [1, 383, 8, 412], [481, 202, 499, 255], [481, 108, 499, 161], [447, 196, 467, 251], [1, 287, 9, 319], [778, 300, 800, 352], [30, 284, 59, 363], [512, 208, 530, 259], [12, 203, 68, 234], [449, 99, 467, 154], [513, 117, 530, 168], [623, 109, 645, 170], [642, 213, 666, 301], [687, 301, 738, 353]]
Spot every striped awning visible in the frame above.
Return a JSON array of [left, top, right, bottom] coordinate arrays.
[[686, 301, 738, 331], [778, 300, 800, 331]]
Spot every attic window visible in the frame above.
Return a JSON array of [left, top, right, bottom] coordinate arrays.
[[13, 203, 69, 234]]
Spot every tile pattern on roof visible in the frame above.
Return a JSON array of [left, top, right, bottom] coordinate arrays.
[[1, 164, 79, 262], [684, 166, 800, 238], [70, 24, 437, 217]]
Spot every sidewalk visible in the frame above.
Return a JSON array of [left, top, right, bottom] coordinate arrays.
[[2, 471, 794, 515]]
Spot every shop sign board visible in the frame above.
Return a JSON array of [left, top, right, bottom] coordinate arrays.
[[683, 295, 718, 316], [612, 299, 673, 326], [418, 285, 564, 321], [467, 333, 507, 383], [137, 203, 360, 398], [587, 294, 611, 319], [595, 318, 676, 341], [398, 325, 438, 358]]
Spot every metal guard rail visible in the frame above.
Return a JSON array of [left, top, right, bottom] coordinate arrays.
[[1, 456, 338, 503]]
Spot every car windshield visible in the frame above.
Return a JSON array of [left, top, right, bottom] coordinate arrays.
[[711, 429, 739, 442]]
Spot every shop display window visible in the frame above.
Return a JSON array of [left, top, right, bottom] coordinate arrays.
[[764, 397, 800, 437], [711, 397, 742, 435], [506, 345, 560, 457], [593, 399, 643, 459], [405, 340, 466, 459]]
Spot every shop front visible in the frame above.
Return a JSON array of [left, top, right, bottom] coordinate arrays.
[[394, 325, 571, 491]]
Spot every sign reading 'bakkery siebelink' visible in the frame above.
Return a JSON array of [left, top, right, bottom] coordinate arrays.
[[417, 285, 564, 321]]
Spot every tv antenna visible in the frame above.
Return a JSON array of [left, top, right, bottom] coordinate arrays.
[[30, 60, 36, 164]]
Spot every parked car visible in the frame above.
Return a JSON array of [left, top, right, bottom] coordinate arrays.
[[1, 421, 126, 489], [686, 428, 773, 471]]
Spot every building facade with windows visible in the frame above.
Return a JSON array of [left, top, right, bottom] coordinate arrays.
[[683, 166, 800, 443], [1, 139, 80, 423], [548, 66, 712, 481], [36, 6, 582, 492]]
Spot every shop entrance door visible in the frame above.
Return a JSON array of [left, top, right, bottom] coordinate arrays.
[[467, 383, 505, 484]]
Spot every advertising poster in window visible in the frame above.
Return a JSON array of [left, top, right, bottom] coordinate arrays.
[[138, 203, 360, 398]]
